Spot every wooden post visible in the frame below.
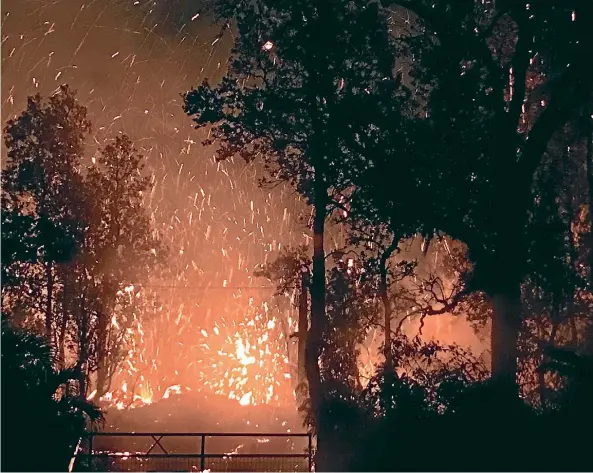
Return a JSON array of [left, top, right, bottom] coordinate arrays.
[[308, 433, 313, 472], [200, 435, 206, 472]]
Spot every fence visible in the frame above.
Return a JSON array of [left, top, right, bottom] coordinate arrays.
[[73, 432, 313, 472]]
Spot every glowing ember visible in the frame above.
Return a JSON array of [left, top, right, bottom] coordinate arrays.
[[163, 384, 182, 399], [2, 0, 310, 414], [196, 300, 296, 407], [239, 393, 253, 406], [1, 0, 484, 417]]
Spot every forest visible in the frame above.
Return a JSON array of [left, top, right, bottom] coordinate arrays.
[[2, 0, 592, 471]]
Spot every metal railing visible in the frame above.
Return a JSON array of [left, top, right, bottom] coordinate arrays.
[[73, 432, 313, 472]]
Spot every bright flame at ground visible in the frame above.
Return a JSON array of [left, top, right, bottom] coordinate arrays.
[[1, 0, 485, 415], [101, 296, 298, 410]]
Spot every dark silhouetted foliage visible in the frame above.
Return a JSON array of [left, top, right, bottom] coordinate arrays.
[[1, 317, 103, 472]]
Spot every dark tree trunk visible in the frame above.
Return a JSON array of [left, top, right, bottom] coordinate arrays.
[[58, 272, 69, 368], [380, 270, 392, 374], [77, 285, 89, 398], [59, 313, 67, 367], [584, 101, 593, 357], [96, 364, 110, 398], [297, 270, 309, 407], [585, 101, 593, 286], [306, 181, 327, 470], [489, 286, 522, 391], [45, 260, 54, 342], [79, 370, 87, 400], [379, 237, 398, 377]]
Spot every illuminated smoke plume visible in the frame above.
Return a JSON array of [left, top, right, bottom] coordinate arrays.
[[2, 0, 308, 408], [2, 0, 484, 411], [196, 298, 296, 407]]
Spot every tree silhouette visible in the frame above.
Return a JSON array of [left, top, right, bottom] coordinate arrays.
[[75, 135, 165, 397], [361, 0, 593, 392], [254, 245, 311, 403], [1, 317, 103, 472], [2, 85, 91, 343], [184, 1, 405, 465], [2, 89, 164, 399]]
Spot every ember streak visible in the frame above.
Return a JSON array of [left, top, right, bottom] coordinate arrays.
[[1, 0, 317, 412], [1, 0, 482, 417]]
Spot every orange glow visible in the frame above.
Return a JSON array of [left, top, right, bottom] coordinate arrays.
[[101, 295, 297, 411]]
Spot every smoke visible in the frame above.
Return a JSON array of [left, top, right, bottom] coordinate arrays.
[[3, 0, 219, 142], [1, 0, 309, 410], [1, 0, 486, 415]]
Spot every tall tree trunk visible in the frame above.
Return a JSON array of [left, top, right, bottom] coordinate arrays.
[[45, 260, 54, 342], [77, 285, 89, 398], [297, 270, 309, 408], [585, 100, 593, 283], [79, 370, 87, 400], [489, 286, 522, 392], [379, 237, 399, 414], [306, 180, 327, 470], [584, 100, 593, 357], [59, 313, 68, 368], [58, 271, 69, 368], [96, 364, 110, 398], [379, 237, 398, 377]]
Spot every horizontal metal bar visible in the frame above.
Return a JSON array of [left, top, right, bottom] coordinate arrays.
[[87, 432, 310, 438], [77, 453, 309, 459]]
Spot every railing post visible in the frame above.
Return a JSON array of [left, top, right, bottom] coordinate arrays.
[[200, 434, 206, 472], [308, 433, 313, 472]]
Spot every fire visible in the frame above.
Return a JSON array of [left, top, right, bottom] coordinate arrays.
[[138, 382, 154, 404], [235, 339, 256, 366], [99, 295, 297, 411], [101, 383, 186, 410], [196, 301, 295, 407], [163, 384, 182, 399], [239, 392, 252, 406]]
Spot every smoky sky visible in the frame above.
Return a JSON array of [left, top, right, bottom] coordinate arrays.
[[2, 0, 220, 145], [0, 0, 486, 402], [1, 0, 307, 287], [1, 0, 314, 399]]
